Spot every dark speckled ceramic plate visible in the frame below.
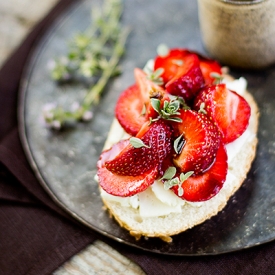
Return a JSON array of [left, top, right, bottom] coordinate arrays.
[[19, 0, 275, 255]]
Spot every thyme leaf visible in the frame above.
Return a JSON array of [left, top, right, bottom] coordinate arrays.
[[129, 137, 150, 149], [149, 96, 184, 123], [210, 72, 223, 84], [162, 168, 194, 197]]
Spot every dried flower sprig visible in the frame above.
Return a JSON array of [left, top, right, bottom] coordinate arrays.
[[44, 0, 129, 129]]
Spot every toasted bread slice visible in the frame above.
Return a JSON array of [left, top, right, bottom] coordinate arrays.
[[98, 78, 259, 241]]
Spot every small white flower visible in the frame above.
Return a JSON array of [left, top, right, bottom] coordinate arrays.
[[43, 102, 56, 112], [43, 111, 54, 120], [51, 120, 61, 130], [71, 102, 80, 111], [43, 103, 56, 120], [82, 111, 93, 121]]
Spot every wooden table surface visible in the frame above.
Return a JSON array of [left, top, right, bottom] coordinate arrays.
[[0, 1, 145, 274]]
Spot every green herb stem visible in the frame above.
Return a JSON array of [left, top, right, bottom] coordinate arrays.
[[43, 0, 129, 129], [83, 28, 130, 108]]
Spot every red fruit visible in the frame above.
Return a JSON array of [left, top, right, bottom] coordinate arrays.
[[173, 109, 221, 175], [165, 54, 205, 102], [115, 84, 147, 136], [194, 83, 251, 144], [154, 48, 191, 83], [199, 57, 222, 86], [105, 120, 173, 176], [98, 167, 158, 197], [134, 68, 165, 103], [97, 140, 158, 197], [134, 68, 165, 120], [172, 143, 228, 202]]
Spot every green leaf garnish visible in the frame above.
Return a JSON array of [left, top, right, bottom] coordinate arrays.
[[180, 171, 194, 182], [157, 44, 169, 57], [151, 98, 161, 113], [210, 72, 223, 84], [161, 166, 177, 180], [129, 137, 150, 148], [143, 61, 164, 85], [178, 186, 184, 196], [149, 96, 183, 123], [162, 168, 194, 197], [164, 177, 180, 190]]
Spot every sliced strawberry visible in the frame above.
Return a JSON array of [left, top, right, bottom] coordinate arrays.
[[172, 143, 228, 202], [193, 83, 251, 144], [105, 120, 173, 176], [134, 68, 165, 118], [98, 166, 158, 197], [154, 47, 221, 88], [97, 140, 158, 197], [199, 57, 222, 86], [154, 48, 191, 83], [115, 84, 147, 136], [134, 68, 165, 102], [172, 109, 221, 175], [165, 54, 205, 102]]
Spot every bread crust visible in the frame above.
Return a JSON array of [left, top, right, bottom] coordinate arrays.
[[99, 83, 259, 240]]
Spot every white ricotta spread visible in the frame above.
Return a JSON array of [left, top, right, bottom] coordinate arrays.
[[100, 77, 256, 218]]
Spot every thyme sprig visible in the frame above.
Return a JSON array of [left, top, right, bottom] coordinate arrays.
[[44, 0, 129, 129], [162, 167, 194, 196], [149, 95, 189, 123], [143, 59, 164, 85], [210, 72, 223, 84]]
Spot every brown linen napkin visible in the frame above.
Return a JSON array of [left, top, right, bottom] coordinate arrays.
[[0, 1, 96, 275], [1, 1, 275, 275]]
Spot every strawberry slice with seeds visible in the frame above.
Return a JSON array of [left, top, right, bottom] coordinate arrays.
[[105, 120, 173, 176], [172, 109, 221, 175], [98, 167, 158, 197], [154, 47, 221, 88], [134, 68, 166, 120], [172, 143, 228, 202], [194, 83, 251, 143], [154, 48, 191, 83], [199, 57, 222, 86], [115, 84, 147, 136], [97, 140, 158, 197], [134, 68, 165, 103], [115, 69, 166, 135], [165, 53, 205, 102]]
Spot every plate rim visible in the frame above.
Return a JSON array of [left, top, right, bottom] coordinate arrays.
[[17, 0, 275, 257]]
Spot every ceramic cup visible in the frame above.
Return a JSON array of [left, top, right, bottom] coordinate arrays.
[[197, 0, 275, 69]]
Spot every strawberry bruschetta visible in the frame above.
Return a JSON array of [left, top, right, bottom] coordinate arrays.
[[96, 46, 259, 242]]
